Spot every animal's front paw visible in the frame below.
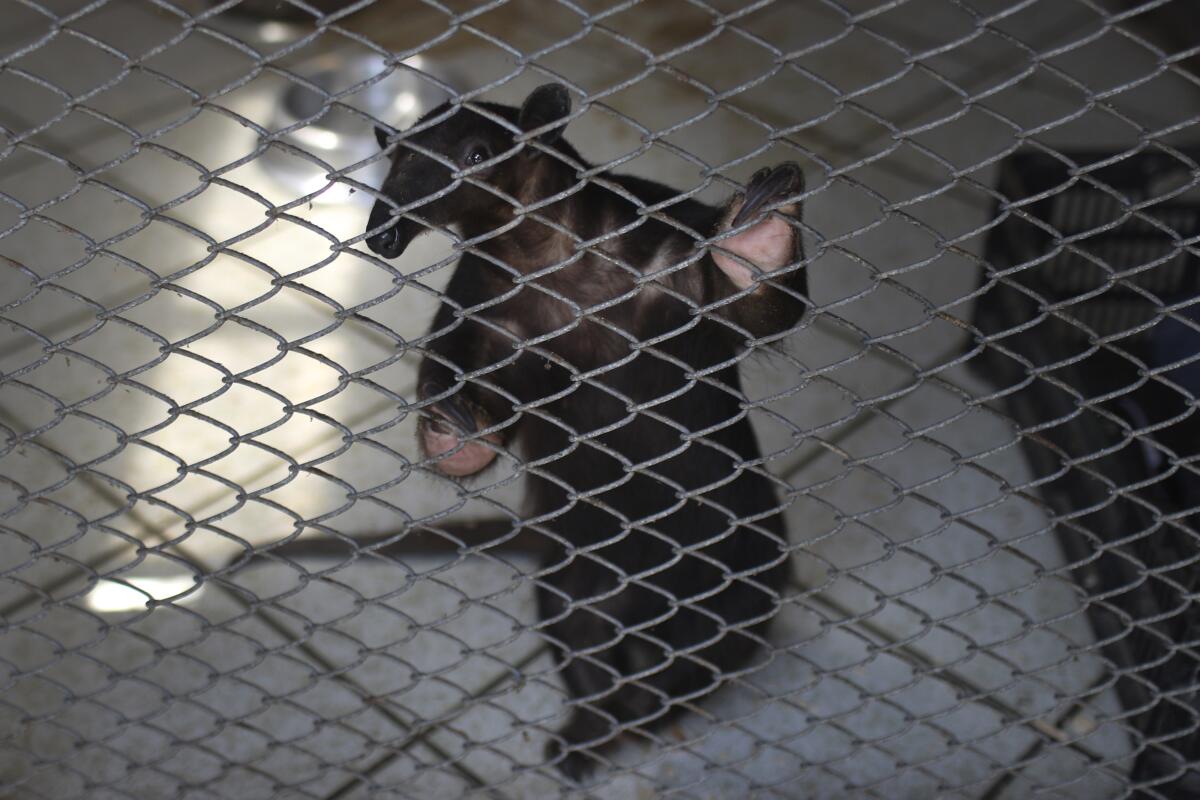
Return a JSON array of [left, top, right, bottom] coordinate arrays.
[[711, 163, 803, 290], [418, 385, 500, 477]]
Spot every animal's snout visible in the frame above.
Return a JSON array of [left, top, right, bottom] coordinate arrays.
[[366, 224, 403, 258], [366, 197, 416, 259], [365, 152, 449, 259]]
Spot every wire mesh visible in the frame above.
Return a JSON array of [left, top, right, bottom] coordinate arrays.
[[0, 0, 1198, 798]]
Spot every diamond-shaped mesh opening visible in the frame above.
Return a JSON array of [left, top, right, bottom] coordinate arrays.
[[2, 1, 1200, 798]]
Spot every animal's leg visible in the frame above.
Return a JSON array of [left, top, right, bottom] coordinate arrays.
[[711, 163, 804, 291], [415, 303, 522, 478], [540, 571, 675, 781], [545, 687, 617, 781], [539, 582, 622, 781], [545, 642, 668, 781], [547, 624, 706, 780]]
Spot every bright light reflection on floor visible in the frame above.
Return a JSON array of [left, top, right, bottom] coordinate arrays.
[[85, 575, 201, 613]]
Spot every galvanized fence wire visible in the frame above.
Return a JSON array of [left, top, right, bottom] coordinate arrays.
[[0, 0, 1198, 797]]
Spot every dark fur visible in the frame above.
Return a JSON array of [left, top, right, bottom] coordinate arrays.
[[365, 85, 807, 780]]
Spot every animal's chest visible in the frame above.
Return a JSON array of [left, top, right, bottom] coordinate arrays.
[[466, 227, 706, 381], [482, 256, 651, 364]]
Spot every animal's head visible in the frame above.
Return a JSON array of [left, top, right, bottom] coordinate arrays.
[[364, 83, 574, 259]]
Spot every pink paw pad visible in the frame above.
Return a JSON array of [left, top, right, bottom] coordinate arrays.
[[711, 212, 797, 290], [711, 164, 802, 291], [421, 413, 500, 477]]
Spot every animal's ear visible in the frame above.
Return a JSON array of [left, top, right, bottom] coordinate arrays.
[[375, 125, 392, 150], [518, 83, 571, 145]]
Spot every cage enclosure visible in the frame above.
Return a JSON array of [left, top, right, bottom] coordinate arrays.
[[1, 1, 1198, 799]]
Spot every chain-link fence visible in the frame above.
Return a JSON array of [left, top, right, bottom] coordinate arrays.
[[1, 0, 1198, 797]]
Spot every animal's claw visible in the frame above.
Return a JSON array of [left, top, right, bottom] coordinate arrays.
[[416, 384, 498, 477], [432, 394, 479, 435], [731, 162, 803, 228]]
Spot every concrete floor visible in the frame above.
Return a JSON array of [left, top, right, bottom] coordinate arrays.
[[1, 0, 1197, 797]]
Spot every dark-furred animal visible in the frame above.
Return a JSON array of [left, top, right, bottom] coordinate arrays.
[[364, 84, 806, 780]]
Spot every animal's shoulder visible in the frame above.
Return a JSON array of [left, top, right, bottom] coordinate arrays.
[[598, 172, 721, 236]]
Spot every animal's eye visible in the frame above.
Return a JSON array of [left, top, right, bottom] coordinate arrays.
[[464, 145, 490, 166]]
